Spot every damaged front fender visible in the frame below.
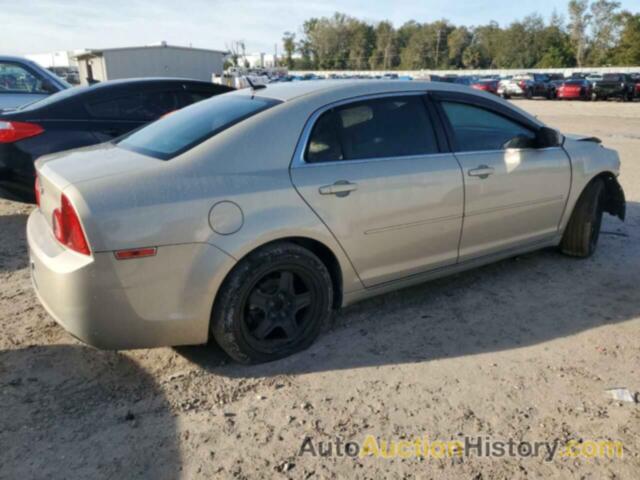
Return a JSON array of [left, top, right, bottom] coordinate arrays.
[[602, 175, 626, 221]]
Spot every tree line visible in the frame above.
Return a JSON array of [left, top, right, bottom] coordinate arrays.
[[278, 1, 640, 71]]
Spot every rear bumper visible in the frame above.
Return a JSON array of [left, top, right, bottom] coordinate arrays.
[[557, 91, 584, 99], [27, 209, 236, 349]]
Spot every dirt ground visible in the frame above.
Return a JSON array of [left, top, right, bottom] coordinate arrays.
[[1, 99, 639, 480]]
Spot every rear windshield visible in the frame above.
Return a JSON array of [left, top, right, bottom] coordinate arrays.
[[603, 74, 621, 81], [118, 94, 281, 160]]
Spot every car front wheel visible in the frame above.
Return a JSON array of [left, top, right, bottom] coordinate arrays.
[[211, 242, 333, 363], [560, 178, 605, 258]]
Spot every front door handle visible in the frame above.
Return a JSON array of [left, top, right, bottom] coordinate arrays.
[[468, 165, 495, 179], [319, 180, 358, 197]]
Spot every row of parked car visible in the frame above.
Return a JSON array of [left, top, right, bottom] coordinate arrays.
[[432, 72, 640, 101]]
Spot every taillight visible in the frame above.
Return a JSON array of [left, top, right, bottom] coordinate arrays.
[[34, 175, 41, 207], [0, 121, 44, 143], [52, 194, 90, 255], [519, 81, 527, 89]]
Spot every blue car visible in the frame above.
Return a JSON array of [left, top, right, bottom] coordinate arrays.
[[0, 56, 70, 110]]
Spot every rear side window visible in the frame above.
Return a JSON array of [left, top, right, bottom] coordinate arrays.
[[306, 95, 439, 163], [86, 91, 179, 121], [119, 94, 280, 160], [441, 101, 535, 152]]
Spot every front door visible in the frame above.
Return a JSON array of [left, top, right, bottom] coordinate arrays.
[[436, 99, 571, 261], [291, 94, 464, 287]]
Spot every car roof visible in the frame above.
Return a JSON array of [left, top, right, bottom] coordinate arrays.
[[0, 55, 37, 63], [240, 79, 543, 128], [244, 79, 480, 102], [81, 77, 219, 89]]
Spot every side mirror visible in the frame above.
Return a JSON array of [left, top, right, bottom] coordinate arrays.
[[41, 80, 57, 94], [536, 127, 564, 148]]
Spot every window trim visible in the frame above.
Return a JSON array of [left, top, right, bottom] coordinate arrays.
[[291, 91, 448, 168], [430, 91, 551, 154], [0, 60, 56, 95]]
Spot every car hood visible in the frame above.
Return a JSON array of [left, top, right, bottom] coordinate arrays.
[[36, 142, 159, 190]]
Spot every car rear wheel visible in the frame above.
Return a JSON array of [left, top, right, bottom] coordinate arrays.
[[560, 179, 605, 258], [211, 242, 333, 363]]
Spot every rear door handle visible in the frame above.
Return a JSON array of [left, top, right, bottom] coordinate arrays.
[[468, 165, 495, 179], [319, 180, 358, 197]]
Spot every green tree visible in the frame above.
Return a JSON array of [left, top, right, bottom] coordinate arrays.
[[568, 0, 592, 66], [588, 0, 623, 65], [612, 12, 640, 64], [346, 19, 375, 70], [447, 26, 472, 68], [282, 32, 296, 69], [369, 21, 398, 69]]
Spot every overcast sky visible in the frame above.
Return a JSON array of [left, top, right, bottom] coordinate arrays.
[[3, 0, 638, 56]]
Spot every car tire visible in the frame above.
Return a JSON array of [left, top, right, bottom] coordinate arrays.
[[211, 242, 333, 364], [560, 178, 605, 258]]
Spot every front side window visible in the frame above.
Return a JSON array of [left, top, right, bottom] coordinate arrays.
[[0, 62, 51, 94], [119, 94, 280, 160], [441, 101, 536, 152], [306, 95, 439, 163]]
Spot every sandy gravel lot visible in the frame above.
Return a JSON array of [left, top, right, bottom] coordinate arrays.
[[1, 100, 639, 479]]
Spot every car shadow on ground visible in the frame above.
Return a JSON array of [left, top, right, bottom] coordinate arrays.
[[179, 202, 636, 378], [0, 213, 29, 273], [0, 345, 180, 479]]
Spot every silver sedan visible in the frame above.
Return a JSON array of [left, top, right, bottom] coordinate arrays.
[[27, 81, 626, 363]]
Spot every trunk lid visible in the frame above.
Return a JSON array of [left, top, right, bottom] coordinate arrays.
[[36, 142, 160, 229]]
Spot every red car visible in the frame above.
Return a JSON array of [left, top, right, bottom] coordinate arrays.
[[557, 79, 592, 100], [471, 79, 499, 95]]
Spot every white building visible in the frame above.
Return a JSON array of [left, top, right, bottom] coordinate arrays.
[[74, 43, 228, 85], [25, 50, 83, 68]]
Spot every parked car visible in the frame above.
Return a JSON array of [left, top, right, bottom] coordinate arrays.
[[557, 79, 592, 100], [0, 78, 234, 202], [26, 81, 626, 363], [471, 79, 499, 95], [48, 66, 81, 86], [498, 74, 555, 99], [630, 74, 640, 99], [591, 73, 635, 101], [0, 56, 70, 110]]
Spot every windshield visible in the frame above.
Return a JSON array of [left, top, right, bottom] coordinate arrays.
[[118, 94, 281, 160]]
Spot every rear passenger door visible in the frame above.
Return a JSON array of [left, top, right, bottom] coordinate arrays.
[[291, 94, 465, 287]]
